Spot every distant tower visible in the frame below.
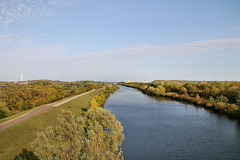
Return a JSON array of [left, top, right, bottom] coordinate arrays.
[[21, 72, 23, 81]]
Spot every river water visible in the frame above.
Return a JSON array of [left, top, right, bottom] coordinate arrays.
[[104, 86, 240, 160]]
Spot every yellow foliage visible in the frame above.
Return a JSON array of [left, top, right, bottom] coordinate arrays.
[[90, 98, 98, 109]]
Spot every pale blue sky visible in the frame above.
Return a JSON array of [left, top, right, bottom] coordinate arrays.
[[0, 0, 240, 82]]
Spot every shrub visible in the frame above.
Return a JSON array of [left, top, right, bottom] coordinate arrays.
[[205, 101, 213, 108], [227, 104, 239, 113], [0, 100, 12, 118], [216, 95, 229, 104], [147, 86, 156, 95], [140, 85, 148, 91], [31, 109, 124, 160], [214, 102, 227, 111], [180, 87, 188, 94], [90, 98, 98, 109], [157, 85, 166, 95]]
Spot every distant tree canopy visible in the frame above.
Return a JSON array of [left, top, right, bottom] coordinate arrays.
[[31, 108, 124, 160], [0, 80, 107, 119]]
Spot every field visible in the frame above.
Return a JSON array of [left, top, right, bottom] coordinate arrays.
[[0, 89, 103, 160]]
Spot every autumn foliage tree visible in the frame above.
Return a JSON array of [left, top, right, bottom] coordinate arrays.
[[31, 109, 124, 160]]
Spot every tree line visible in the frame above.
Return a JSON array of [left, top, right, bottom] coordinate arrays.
[[120, 80, 240, 119], [0, 80, 107, 119], [90, 85, 120, 109]]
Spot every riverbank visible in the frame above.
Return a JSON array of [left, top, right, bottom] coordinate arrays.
[[120, 82, 240, 120]]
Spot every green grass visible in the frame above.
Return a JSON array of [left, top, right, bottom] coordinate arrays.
[[0, 89, 102, 160], [50, 94, 76, 104]]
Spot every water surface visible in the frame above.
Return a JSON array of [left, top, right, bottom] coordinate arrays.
[[104, 86, 240, 160]]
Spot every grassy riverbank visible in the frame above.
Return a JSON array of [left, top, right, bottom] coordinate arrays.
[[0, 89, 103, 160], [120, 81, 240, 119]]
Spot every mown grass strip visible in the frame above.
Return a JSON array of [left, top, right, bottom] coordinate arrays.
[[0, 89, 102, 160]]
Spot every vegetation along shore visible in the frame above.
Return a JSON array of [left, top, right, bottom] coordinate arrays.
[[120, 80, 240, 119]]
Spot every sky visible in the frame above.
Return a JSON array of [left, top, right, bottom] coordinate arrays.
[[0, 0, 240, 82]]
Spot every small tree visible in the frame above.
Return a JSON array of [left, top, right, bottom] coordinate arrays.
[[157, 85, 166, 94], [237, 91, 240, 106], [90, 98, 98, 109], [180, 87, 187, 94], [195, 94, 200, 99], [208, 96, 214, 102], [216, 95, 229, 104], [0, 100, 11, 118], [74, 88, 80, 95], [147, 86, 155, 95]]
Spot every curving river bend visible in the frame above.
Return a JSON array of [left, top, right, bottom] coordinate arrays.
[[104, 86, 240, 160]]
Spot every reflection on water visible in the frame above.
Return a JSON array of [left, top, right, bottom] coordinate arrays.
[[104, 86, 240, 160]]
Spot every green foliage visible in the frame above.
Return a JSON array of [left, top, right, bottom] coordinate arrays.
[[147, 86, 155, 95], [0, 100, 12, 119], [31, 109, 124, 160], [95, 95, 105, 107], [216, 95, 229, 104], [180, 87, 187, 94], [237, 91, 240, 105], [156, 85, 166, 95], [208, 96, 215, 103]]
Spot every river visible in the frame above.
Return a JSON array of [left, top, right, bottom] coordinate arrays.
[[104, 86, 240, 160]]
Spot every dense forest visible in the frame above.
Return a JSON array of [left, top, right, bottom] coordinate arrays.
[[120, 80, 240, 119], [0, 80, 107, 119]]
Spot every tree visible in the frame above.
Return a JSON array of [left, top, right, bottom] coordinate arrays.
[[140, 85, 148, 91], [157, 85, 166, 95], [180, 87, 187, 94], [147, 86, 155, 95], [216, 95, 229, 104], [0, 100, 11, 118], [195, 94, 200, 99], [74, 89, 80, 95], [90, 98, 98, 109], [237, 91, 240, 106], [31, 109, 124, 160]]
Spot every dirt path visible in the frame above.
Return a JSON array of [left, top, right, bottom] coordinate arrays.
[[0, 89, 95, 132]]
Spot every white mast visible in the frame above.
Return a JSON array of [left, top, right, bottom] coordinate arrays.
[[21, 72, 23, 81]]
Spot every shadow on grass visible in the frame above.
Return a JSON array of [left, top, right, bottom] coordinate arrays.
[[14, 148, 38, 160]]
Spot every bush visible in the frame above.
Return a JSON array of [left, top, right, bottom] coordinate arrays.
[[216, 95, 229, 104], [227, 104, 239, 113], [31, 109, 124, 160], [214, 102, 227, 111], [205, 101, 213, 108], [147, 86, 156, 95], [0, 100, 12, 118]]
